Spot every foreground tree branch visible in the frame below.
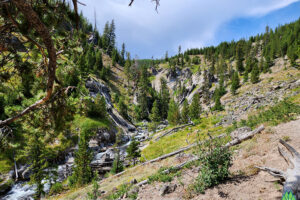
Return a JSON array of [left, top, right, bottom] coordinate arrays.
[[0, 0, 56, 127], [256, 139, 300, 198], [129, 0, 160, 10]]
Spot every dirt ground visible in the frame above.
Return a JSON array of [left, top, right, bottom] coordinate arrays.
[[137, 118, 300, 200]]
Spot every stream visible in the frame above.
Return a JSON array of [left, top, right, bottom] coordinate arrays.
[[1, 80, 155, 200]]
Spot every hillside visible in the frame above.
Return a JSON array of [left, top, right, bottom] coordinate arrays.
[[0, 1, 300, 200]]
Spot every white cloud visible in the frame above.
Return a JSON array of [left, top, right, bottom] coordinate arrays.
[[78, 0, 299, 58]]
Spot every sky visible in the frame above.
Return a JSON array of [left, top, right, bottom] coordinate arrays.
[[78, 0, 300, 59]]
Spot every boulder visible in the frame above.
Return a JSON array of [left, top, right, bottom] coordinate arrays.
[[160, 183, 177, 196]]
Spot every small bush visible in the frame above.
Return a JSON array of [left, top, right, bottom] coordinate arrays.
[[86, 94, 107, 119], [282, 136, 291, 142], [49, 182, 63, 195], [194, 137, 232, 194], [148, 167, 181, 184], [246, 100, 300, 128], [106, 184, 131, 200]]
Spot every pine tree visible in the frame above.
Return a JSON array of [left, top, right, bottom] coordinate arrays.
[[94, 51, 103, 73], [72, 132, 93, 186], [165, 51, 169, 62], [121, 43, 126, 65], [25, 132, 48, 198], [212, 89, 223, 111], [167, 99, 181, 125], [107, 20, 116, 56], [102, 22, 110, 51], [118, 98, 128, 120], [218, 74, 226, 96], [189, 93, 201, 120], [160, 78, 170, 120], [231, 71, 240, 95], [243, 71, 248, 83], [124, 53, 131, 84], [181, 99, 189, 124], [112, 49, 117, 66], [251, 63, 260, 84], [263, 56, 271, 73], [236, 42, 244, 73], [126, 137, 141, 165], [150, 100, 161, 123], [111, 149, 124, 174], [259, 57, 264, 72]]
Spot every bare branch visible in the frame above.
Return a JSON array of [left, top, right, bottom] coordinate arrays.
[[278, 146, 294, 166], [255, 166, 286, 179], [279, 139, 300, 158], [0, 0, 57, 127], [129, 0, 160, 11]]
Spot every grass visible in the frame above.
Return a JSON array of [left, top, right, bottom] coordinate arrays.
[[148, 167, 181, 184], [244, 100, 300, 129], [72, 115, 110, 136], [142, 116, 224, 160], [0, 153, 13, 174]]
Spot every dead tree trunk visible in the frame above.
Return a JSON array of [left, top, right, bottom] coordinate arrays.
[[256, 139, 300, 199]]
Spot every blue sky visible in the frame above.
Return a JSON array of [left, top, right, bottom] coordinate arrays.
[[78, 0, 300, 59]]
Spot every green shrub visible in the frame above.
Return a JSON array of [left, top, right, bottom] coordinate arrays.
[[246, 100, 300, 128], [148, 167, 181, 184], [86, 94, 107, 119], [87, 175, 100, 200], [194, 137, 232, 194], [106, 184, 131, 200], [49, 182, 63, 195]]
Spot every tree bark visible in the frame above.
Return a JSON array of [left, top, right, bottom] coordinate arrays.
[[256, 139, 300, 199], [0, 0, 56, 127]]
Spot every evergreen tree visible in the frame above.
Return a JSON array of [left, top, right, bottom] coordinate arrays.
[[25, 132, 48, 198], [107, 20, 116, 56], [189, 93, 201, 120], [124, 53, 132, 84], [263, 56, 271, 73], [236, 42, 244, 73], [118, 98, 129, 120], [150, 100, 161, 123], [111, 149, 124, 174], [181, 99, 190, 124], [86, 94, 107, 119], [251, 63, 260, 84], [102, 22, 110, 51], [160, 78, 170, 120], [231, 71, 240, 95], [126, 137, 141, 165], [167, 99, 181, 125], [259, 57, 264, 72], [121, 43, 126, 65], [72, 132, 93, 186], [218, 74, 226, 96], [212, 89, 223, 111], [165, 51, 169, 62], [202, 70, 211, 103], [94, 51, 103, 73], [243, 71, 248, 83]]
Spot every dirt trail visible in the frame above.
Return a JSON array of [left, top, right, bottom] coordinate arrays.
[[137, 118, 300, 200]]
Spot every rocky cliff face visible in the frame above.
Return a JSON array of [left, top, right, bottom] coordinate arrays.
[[85, 78, 136, 134]]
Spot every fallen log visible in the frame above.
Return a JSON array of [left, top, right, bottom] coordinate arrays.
[[256, 139, 300, 199], [144, 133, 226, 165], [154, 122, 194, 142], [139, 125, 265, 185]]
